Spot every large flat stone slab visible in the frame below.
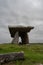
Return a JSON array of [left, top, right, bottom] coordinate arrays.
[[8, 26, 34, 37], [0, 51, 24, 64]]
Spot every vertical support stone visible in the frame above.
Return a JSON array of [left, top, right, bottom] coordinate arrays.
[[24, 33, 29, 44], [11, 32, 19, 44], [21, 32, 29, 44]]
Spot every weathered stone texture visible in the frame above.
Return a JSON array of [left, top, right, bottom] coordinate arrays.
[[20, 32, 29, 44], [8, 26, 34, 44], [12, 32, 19, 43], [0, 52, 24, 64]]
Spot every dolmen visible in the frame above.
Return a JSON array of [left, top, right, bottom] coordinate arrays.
[[8, 26, 34, 44]]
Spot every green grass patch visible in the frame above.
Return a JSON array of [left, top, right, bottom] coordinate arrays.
[[0, 43, 43, 65]]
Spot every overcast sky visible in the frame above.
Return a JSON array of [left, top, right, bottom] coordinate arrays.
[[0, 0, 43, 43]]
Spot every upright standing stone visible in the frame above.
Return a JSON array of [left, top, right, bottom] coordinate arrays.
[[20, 32, 29, 44], [12, 32, 19, 43]]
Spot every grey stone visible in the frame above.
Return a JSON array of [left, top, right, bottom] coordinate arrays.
[[12, 32, 19, 43], [0, 51, 24, 64], [8, 26, 34, 44]]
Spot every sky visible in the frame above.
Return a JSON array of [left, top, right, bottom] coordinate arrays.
[[0, 0, 43, 43]]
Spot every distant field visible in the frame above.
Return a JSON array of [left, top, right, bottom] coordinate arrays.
[[0, 43, 43, 65]]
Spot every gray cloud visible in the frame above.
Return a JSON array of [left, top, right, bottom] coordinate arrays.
[[0, 0, 43, 43]]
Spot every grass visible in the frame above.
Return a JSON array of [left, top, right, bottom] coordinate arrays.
[[0, 43, 43, 65]]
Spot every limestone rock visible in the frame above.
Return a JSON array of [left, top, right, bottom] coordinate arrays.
[[8, 26, 34, 44], [0, 51, 24, 64]]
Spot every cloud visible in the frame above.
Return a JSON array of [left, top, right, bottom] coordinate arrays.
[[0, 0, 43, 43]]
